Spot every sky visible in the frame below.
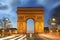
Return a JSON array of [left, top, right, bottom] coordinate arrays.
[[27, 19, 34, 33], [0, 0, 60, 28]]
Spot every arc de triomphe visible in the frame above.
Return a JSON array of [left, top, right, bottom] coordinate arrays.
[[17, 7, 44, 33]]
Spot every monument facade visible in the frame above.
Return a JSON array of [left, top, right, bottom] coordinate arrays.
[[17, 7, 44, 33]]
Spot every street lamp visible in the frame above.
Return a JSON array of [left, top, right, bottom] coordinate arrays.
[[51, 18, 56, 33], [51, 18, 56, 25], [52, 18, 56, 22]]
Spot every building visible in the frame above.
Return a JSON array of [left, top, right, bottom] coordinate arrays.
[[0, 17, 13, 36]]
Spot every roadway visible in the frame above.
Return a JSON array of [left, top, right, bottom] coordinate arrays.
[[0, 34, 26, 40], [0, 33, 60, 40]]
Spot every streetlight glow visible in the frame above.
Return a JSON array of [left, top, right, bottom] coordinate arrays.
[[52, 18, 56, 21], [6, 18, 9, 20]]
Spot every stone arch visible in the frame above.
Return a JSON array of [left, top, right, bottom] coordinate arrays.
[[17, 7, 44, 34]]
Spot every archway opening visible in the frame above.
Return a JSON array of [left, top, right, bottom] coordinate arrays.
[[27, 19, 34, 33]]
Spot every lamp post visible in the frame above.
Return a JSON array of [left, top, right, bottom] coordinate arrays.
[[51, 18, 56, 26], [51, 18, 56, 33], [52, 18, 56, 21]]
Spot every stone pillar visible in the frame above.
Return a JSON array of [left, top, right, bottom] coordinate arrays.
[[17, 21, 26, 34], [35, 22, 39, 33], [38, 22, 44, 33], [35, 21, 44, 33]]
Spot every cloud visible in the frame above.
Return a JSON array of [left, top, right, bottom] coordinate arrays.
[[0, 0, 13, 13], [0, 5, 8, 10], [36, 0, 48, 6], [0, 2, 1, 4], [18, 0, 30, 6], [50, 2, 60, 10], [11, 0, 19, 7], [20, 0, 29, 4]]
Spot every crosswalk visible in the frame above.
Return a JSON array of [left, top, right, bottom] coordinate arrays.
[[0, 35, 27, 40]]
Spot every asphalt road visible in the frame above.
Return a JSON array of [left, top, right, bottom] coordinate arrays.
[[0, 34, 60, 40]]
